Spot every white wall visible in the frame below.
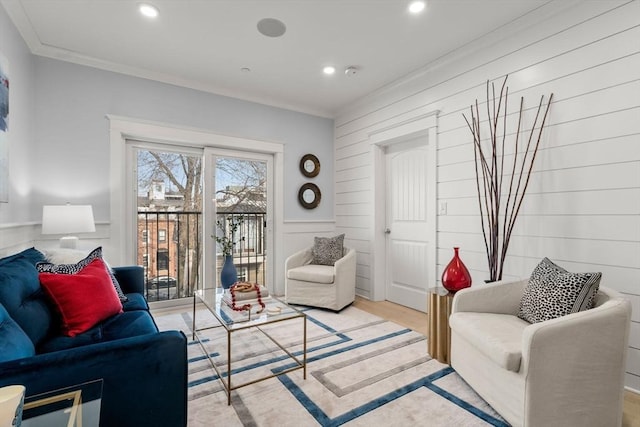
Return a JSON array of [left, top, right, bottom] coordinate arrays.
[[0, 4, 34, 227], [335, 0, 639, 390], [1, 0, 336, 261]]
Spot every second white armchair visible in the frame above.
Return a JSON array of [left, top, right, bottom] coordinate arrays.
[[285, 246, 356, 311]]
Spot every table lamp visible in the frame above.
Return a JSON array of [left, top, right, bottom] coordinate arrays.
[[42, 204, 96, 249], [0, 385, 24, 427]]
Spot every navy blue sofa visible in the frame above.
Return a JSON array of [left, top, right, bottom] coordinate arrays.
[[0, 248, 187, 427]]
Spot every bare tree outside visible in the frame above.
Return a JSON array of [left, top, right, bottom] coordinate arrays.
[[136, 150, 267, 300]]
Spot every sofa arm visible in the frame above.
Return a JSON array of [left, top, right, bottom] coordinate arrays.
[[451, 279, 527, 315], [0, 330, 187, 427], [285, 248, 313, 271], [113, 265, 144, 294]]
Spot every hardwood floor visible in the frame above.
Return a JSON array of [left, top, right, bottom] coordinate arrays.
[[353, 296, 640, 427]]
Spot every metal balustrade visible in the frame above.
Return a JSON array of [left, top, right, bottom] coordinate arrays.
[[137, 211, 266, 301]]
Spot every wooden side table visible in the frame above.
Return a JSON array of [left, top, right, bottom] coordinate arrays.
[[427, 287, 454, 364]]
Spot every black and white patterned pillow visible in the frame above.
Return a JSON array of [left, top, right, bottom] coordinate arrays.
[[37, 247, 128, 302], [518, 257, 601, 323], [311, 234, 345, 266]]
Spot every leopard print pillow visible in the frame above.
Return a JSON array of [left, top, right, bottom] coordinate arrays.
[[311, 234, 345, 266], [518, 258, 601, 323]]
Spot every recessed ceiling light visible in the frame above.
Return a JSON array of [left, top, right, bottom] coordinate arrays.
[[323, 66, 336, 75], [139, 3, 159, 18], [408, 1, 426, 14]]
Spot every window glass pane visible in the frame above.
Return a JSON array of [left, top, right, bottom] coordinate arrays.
[[137, 149, 202, 301]]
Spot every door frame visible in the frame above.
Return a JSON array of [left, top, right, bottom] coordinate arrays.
[[368, 112, 438, 302], [107, 115, 284, 294]]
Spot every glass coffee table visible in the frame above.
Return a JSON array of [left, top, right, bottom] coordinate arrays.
[[192, 287, 307, 405]]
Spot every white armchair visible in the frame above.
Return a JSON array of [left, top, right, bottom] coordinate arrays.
[[449, 279, 631, 427], [285, 246, 356, 311]]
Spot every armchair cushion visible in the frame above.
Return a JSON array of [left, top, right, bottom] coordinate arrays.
[[287, 264, 335, 284], [311, 234, 344, 265], [518, 258, 601, 323], [449, 312, 529, 372]]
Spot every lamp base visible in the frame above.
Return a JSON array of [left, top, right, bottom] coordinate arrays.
[[59, 236, 79, 249]]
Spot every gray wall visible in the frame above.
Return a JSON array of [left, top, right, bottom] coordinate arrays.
[[0, 3, 35, 225], [31, 57, 334, 223]]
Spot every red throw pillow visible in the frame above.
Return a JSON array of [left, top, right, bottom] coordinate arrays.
[[39, 258, 123, 337]]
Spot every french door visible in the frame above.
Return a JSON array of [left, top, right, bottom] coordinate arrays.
[[128, 142, 273, 301], [203, 148, 273, 292]]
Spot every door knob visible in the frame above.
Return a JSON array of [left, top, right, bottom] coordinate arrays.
[[384, 228, 391, 234]]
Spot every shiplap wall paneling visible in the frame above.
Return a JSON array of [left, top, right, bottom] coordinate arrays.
[[334, 0, 640, 389]]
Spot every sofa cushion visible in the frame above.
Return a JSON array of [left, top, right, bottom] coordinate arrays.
[[0, 303, 36, 362], [122, 293, 149, 311], [37, 247, 128, 302], [2, 247, 47, 265], [287, 265, 335, 284], [449, 312, 529, 372], [39, 259, 124, 337], [0, 249, 53, 346], [518, 257, 601, 323], [39, 311, 158, 353], [101, 310, 158, 340], [311, 234, 344, 266]]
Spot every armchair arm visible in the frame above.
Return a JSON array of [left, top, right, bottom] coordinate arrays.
[[285, 247, 313, 271], [451, 279, 527, 315], [0, 330, 187, 427], [334, 248, 357, 283], [334, 247, 356, 277], [521, 295, 631, 425]]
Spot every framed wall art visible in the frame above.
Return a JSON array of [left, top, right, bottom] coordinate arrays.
[[0, 52, 8, 203]]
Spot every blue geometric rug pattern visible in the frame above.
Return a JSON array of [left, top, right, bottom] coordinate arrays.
[[153, 304, 508, 426]]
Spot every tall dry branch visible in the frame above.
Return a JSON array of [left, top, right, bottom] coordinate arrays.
[[462, 76, 553, 281]]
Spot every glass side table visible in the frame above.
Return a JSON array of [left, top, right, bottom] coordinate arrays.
[[427, 287, 454, 364], [22, 379, 102, 427]]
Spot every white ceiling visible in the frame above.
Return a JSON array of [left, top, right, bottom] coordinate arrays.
[[2, 0, 551, 118]]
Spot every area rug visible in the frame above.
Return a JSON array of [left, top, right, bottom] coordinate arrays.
[[153, 304, 508, 427]]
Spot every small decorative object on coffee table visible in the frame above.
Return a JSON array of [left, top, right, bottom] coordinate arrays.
[[441, 247, 472, 293], [225, 282, 267, 313]]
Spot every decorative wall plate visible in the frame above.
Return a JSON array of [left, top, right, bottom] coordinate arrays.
[[300, 154, 320, 177], [298, 183, 321, 209]]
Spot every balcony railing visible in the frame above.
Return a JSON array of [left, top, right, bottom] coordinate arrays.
[[137, 211, 266, 302]]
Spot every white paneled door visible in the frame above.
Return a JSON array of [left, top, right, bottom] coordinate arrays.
[[385, 138, 431, 312]]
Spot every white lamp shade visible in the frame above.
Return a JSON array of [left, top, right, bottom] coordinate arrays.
[[42, 205, 96, 235], [0, 385, 25, 427]]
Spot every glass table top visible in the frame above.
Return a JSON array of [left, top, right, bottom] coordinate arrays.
[[195, 287, 304, 330]]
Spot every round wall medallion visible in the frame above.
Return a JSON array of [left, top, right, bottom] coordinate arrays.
[[298, 183, 321, 209], [299, 154, 320, 178]]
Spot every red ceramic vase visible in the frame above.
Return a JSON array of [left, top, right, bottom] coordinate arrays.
[[441, 247, 472, 293]]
